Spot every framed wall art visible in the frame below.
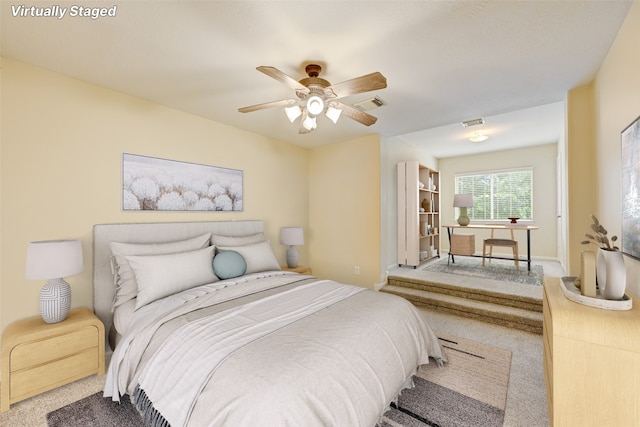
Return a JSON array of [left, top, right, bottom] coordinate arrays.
[[621, 115, 640, 259], [122, 153, 243, 211]]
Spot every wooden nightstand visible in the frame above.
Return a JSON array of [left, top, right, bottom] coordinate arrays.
[[1, 308, 105, 412], [281, 265, 312, 275]]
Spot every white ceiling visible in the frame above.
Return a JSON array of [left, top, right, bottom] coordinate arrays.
[[398, 101, 565, 158], [1, 1, 632, 155]]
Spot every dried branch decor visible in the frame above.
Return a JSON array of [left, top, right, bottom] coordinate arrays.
[[581, 214, 619, 251]]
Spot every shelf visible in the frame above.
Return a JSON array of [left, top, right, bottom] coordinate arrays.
[[398, 161, 440, 267]]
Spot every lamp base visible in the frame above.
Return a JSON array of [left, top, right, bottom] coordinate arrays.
[[40, 278, 71, 324], [286, 246, 299, 268], [457, 207, 470, 226]]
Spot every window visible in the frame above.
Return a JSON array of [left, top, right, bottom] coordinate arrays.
[[455, 168, 533, 221]]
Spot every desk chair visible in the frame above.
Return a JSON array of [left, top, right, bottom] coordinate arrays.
[[482, 228, 519, 270]]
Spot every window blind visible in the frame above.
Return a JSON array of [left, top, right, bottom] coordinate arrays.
[[454, 168, 533, 220]]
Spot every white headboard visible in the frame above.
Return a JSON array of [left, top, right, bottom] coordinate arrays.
[[93, 220, 264, 349]]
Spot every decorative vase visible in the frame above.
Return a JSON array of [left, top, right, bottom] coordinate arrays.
[[596, 249, 626, 300]]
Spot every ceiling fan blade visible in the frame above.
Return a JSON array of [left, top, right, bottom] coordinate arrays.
[[238, 99, 298, 113], [257, 66, 310, 94], [332, 101, 378, 126], [326, 72, 387, 98]]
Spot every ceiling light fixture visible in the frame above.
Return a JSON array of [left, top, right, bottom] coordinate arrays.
[[325, 105, 342, 124], [302, 115, 317, 131], [285, 105, 302, 123], [283, 97, 344, 132], [306, 95, 324, 116], [469, 131, 489, 142]]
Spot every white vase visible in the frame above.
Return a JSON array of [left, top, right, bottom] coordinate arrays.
[[596, 249, 626, 300]]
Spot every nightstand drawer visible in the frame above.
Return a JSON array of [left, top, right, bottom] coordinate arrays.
[[1, 308, 105, 412], [10, 326, 98, 372], [10, 348, 98, 401]]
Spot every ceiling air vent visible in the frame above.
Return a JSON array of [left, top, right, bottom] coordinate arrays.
[[461, 118, 485, 127], [353, 96, 386, 112]]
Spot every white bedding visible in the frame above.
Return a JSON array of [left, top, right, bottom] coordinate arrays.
[[104, 271, 445, 427]]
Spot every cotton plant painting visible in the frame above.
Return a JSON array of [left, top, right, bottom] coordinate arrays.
[[622, 117, 640, 259], [122, 153, 243, 211]]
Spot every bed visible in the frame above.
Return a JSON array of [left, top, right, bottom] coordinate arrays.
[[94, 220, 445, 426]]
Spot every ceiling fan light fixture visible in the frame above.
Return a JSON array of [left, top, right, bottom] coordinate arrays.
[[284, 105, 302, 123], [239, 64, 387, 134], [303, 115, 317, 131], [326, 106, 342, 124], [306, 95, 324, 116], [469, 131, 489, 142]]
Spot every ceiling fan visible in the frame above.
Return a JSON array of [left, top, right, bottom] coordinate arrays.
[[238, 64, 387, 134]]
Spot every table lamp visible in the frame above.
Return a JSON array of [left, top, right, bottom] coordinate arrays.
[[280, 227, 304, 268], [25, 240, 84, 323], [453, 194, 474, 226]]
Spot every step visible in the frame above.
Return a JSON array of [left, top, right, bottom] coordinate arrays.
[[387, 274, 543, 312], [381, 284, 543, 335]]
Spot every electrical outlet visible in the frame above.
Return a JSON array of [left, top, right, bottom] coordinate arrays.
[[354, 266, 360, 275]]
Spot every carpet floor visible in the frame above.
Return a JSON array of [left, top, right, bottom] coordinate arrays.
[[423, 256, 543, 286], [45, 333, 511, 427]]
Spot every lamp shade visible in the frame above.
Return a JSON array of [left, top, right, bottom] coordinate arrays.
[[280, 227, 304, 246], [285, 105, 302, 123], [326, 106, 342, 124], [25, 240, 84, 280], [302, 115, 317, 131], [453, 193, 474, 208]]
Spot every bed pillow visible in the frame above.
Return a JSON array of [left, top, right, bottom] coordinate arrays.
[[211, 232, 265, 247], [126, 245, 218, 310], [218, 240, 280, 274], [109, 233, 211, 307], [213, 250, 247, 280]]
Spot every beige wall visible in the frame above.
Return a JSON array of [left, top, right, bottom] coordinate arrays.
[[0, 58, 311, 332], [566, 84, 596, 276], [439, 144, 558, 258], [309, 135, 381, 288], [591, 0, 640, 297]]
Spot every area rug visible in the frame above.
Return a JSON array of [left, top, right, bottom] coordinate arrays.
[[380, 332, 512, 427], [47, 334, 511, 427], [47, 393, 143, 427], [423, 256, 543, 286]]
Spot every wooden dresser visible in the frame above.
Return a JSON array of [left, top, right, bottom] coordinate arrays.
[[543, 277, 640, 426], [1, 308, 105, 411]]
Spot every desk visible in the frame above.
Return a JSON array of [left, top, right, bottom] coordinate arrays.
[[444, 224, 539, 271]]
